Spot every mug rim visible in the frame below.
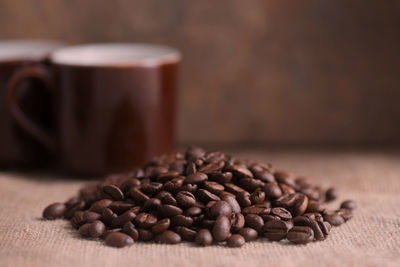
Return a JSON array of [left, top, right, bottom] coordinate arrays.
[[0, 39, 65, 62], [50, 43, 181, 68]]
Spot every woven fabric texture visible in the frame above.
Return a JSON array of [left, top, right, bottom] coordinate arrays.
[[1, 150, 399, 267]]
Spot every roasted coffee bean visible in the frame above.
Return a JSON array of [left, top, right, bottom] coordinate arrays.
[[340, 200, 356, 210], [239, 178, 263, 192], [231, 165, 253, 178], [184, 172, 208, 184], [64, 200, 85, 219], [112, 210, 136, 228], [89, 220, 105, 238], [237, 191, 252, 207], [161, 194, 177, 206], [169, 159, 186, 174], [43, 203, 66, 219], [250, 191, 266, 205], [122, 221, 139, 240], [306, 200, 325, 213], [199, 163, 222, 174], [129, 188, 149, 203], [157, 171, 180, 183], [293, 215, 324, 241], [102, 208, 117, 225], [179, 184, 198, 193], [271, 207, 292, 220], [141, 182, 163, 195], [151, 218, 170, 234], [300, 187, 321, 201], [163, 177, 184, 192], [263, 220, 289, 241], [251, 167, 275, 183], [292, 194, 308, 216], [89, 199, 112, 214], [287, 226, 314, 244], [71, 211, 85, 229], [154, 230, 181, 244], [103, 185, 124, 201], [175, 191, 196, 208], [245, 214, 264, 233], [135, 213, 158, 228], [212, 215, 231, 242], [221, 194, 241, 213], [224, 183, 245, 195], [119, 178, 141, 192], [336, 209, 353, 221], [196, 189, 220, 202], [176, 226, 197, 241], [184, 206, 202, 217], [109, 201, 135, 214], [227, 234, 246, 247], [261, 214, 281, 222], [201, 219, 215, 229], [195, 229, 213, 246], [138, 229, 154, 241], [209, 201, 232, 219], [155, 190, 171, 200], [230, 212, 245, 231], [203, 181, 225, 195], [263, 183, 282, 199], [159, 204, 183, 218], [105, 232, 134, 247], [171, 215, 193, 227], [323, 213, 345, 226], [275, 193, 297, 208], [78, 223, 92, 237], [280, 183, 296, 195], [274, 171, 296, 187], [242, 205, 270, 216], [209, 172, 232, 184], [325, 187, 338, 202], [143, 198, 162, 211], [146, 166, 168, 178], [83, 211, 101, 223], [185, 162, 197, 175], [238, 227, 258, 241]]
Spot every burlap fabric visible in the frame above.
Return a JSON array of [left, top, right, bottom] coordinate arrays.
[[1, 150, 399, 267]]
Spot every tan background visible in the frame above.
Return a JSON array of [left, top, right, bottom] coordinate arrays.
[[1, 0, 400, 145]]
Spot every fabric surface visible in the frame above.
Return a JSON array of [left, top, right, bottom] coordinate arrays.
[[0, 149, 399, 267]]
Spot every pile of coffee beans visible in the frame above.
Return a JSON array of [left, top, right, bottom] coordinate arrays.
[[43, 146, 356, 248]]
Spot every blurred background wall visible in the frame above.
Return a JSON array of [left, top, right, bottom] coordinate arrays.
[[1, 0, 400, 146]]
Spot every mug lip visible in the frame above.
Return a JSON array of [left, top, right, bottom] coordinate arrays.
[[50, 43, 182, 68], [0, 39, 65, 62]]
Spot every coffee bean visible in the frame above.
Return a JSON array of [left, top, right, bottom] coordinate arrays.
[[157, 171, 180, 183], [71, 211, 85, 229], [203, 181, 225, 195], [340, 200, 356, 210], [163, 177, 184, 192], [129, 187, 149, 203], [287, 226, 314, 244], [105, 232, 134, 247], [221, 194, 241, 213], [64, 200, 85, 219], [239, 178, 263, 192], [230, 212, 245, 231], [245, 214, 264, 233], [231, 165, 253, 178], [184, 206, 202, 217], [212, 215, 231, 242], [89, 199, 112, 214], [109, 201, 135, 214], [154, 230, 181, 244], [236, 191, 251, 207], [271, 207, 292, 220], [103, 185, 124, 201], [176, 191, 196, 208], [112, 210, 136, 228], [89, 220, 105, 237], [143, 198, 162, 211], [119, 178, 141, 192], [141, 182, 163, 195], [251, 166, 275, 183], [180, 184, 198, 193], [280, 183, 296, 195], [275, 193, 297, 209], [263, 183, 282, 199], [195, 229, 213, 246], [162, 194, 178, 206], [135, 213, 158, 228], [292, 194, 308, 216], [263, 220, 289, 241], [224, 183, 245, 195], [184, 172, 208, 184], [323, 213, 345, 226], [185, 162, 197, 175], [196, 189, 221, 202], [171, 215, 193, 227], [81, 211, 100, 223], [209, 201, 232, 219], [151, 218, 170, 234], [176, 226, 197, 241], [159, 204, 183, 218], [325, 187, 338, 202], [209, 172, 232, 184], [122, 221, 139, 240], [250, 190, 266, 205], [336, 209, 353, 221], [306, 200, 325, 213], [238, 227, 258, 241], [78, 223, 91, 237], [227, 234, 246, 247], [274, 171, 296, 187], [138, 229, 154, 241], [242, 205, 270, 216], [43, 203, 66, 219]]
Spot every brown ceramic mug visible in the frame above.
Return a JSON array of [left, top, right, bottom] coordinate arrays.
[[7, 43, 180, 175], [0, 40, 64, 167]]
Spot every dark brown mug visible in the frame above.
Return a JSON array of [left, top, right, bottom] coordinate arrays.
[[0, 39, 64, 167], [7, 43, 180, 176]]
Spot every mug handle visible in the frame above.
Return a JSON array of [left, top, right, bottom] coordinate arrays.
[[7, 64, 56, 152]]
